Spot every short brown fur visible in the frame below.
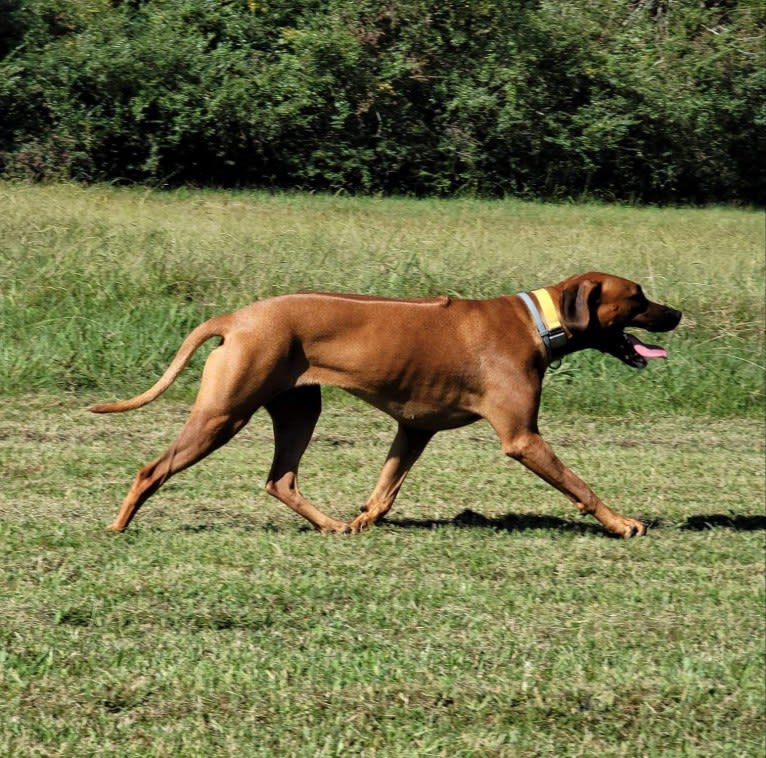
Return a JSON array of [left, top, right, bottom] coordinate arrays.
[[91, 272, 681, 538]]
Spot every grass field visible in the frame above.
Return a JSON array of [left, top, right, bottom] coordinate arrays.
[[1, 182, 763, 414], [1, 183, 764, 755], [1, 399, 763, 756]]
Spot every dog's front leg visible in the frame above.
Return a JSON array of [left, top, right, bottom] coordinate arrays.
[[499, 429, 646, 538]]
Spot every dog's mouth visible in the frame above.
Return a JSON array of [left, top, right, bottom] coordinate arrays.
[[605, 332, 668, 369]]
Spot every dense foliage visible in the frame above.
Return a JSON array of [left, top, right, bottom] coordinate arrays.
[[0, 0, 763, 202]]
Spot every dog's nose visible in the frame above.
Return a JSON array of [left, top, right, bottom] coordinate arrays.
[[639, 303, 682, 332], [668, 308, 682, 327], [659, 306, 682, 331]]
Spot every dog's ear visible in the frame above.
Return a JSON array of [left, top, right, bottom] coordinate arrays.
[[561, 279, 601, 334]]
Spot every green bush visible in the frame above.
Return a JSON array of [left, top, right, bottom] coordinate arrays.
[[0, 0, 763, 202]]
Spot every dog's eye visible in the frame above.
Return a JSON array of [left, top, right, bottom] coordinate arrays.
[[633, 288, 650, 310]]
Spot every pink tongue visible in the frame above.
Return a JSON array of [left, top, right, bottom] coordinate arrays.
[[626, 333, 667, 360]]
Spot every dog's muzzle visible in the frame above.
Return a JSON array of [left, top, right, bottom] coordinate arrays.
[[607, 304, 682, 369]]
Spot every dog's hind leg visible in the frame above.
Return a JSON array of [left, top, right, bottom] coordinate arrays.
[[348, 424, 433, 533], [106, 407, 253, 532], [105, 338, 264, 532], [265, 386, 350, 533]]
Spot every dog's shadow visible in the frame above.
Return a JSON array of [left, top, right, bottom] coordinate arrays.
[[176, 509, 766, 536], [386, 509, 608, 536], [384, 509, 766, 535], [678, 513, 766, 532]]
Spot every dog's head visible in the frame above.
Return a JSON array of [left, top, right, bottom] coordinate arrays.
[[556, 272, 682, 368]]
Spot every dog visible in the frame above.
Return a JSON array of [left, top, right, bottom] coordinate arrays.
[[90, 272, 681, 538]]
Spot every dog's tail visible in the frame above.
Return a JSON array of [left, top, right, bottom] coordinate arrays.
[[88, 315, 231, 414]]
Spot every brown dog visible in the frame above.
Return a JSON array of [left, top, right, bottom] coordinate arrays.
[[90, 272, 681, 538]]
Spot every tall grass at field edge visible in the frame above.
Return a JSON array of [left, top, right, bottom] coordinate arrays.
[[1, 183, 763, 416]]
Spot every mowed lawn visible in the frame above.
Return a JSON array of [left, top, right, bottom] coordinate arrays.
[[1, 398, 763, 756], [0, 184, 764, 755]]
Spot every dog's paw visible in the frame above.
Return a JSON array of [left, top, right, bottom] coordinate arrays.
[[615, 516, 647, 538], [347, 514, 374, 534], [319, 520, 353, 535]]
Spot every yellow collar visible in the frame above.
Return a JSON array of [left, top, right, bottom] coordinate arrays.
[[530, 288, 563, 333], [518, 288, 568, 361]]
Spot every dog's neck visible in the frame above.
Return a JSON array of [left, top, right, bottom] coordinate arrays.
[[517, 288, 568, 363]]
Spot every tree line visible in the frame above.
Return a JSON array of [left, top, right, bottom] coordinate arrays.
[[1, 0, 762, 203]]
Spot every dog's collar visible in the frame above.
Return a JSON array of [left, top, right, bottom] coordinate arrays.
[[517, 288, 568, 362]]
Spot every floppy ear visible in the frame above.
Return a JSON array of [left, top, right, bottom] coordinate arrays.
[[561, 279, 601, 334]]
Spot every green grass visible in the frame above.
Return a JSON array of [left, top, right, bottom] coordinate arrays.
[[1, 184, 764, 754], [0, 182, 763, 414], [0, 397, 764, 755]]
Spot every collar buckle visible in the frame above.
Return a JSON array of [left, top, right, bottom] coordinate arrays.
[[549, 327, 567, 353]]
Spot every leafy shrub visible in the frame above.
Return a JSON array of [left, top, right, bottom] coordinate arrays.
[[0, 0, 762, 202]]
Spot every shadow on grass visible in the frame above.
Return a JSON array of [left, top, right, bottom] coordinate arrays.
[[173, 511, 766, 536], [679, 514, 766, 532], [385, 509, 766, 535], [385, 509, 607, 536]]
